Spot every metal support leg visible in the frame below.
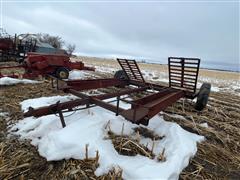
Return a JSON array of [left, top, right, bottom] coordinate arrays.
[[56, 101, 66, 128], [133, 105, 138, 122], [116, 96, 120, 116], [51, 78, 54, 88], [86, 103, 90, 108], [57, 79, 59, 90]]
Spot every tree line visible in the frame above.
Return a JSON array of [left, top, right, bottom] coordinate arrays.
[[37, 33, 76, 56]]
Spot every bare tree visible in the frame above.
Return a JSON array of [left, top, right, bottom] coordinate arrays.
[[37, 33, 64, 49], [66, 43, 76, 56]]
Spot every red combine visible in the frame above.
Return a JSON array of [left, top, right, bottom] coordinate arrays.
[[0, 52, 94, 79]]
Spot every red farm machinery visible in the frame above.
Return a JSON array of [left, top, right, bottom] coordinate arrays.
[[0, 52, 95, 79], [0, 30, 38, 62], [0, 29, 94, 79], [0, 29, 68, 63], [24, 57, 211, 127]]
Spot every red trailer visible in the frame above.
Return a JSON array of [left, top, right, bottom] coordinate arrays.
[[24, 57, 211, 127]]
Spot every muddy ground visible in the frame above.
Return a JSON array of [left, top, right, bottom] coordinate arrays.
[[0, 59, 240, 179]]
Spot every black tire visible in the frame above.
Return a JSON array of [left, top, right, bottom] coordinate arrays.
[[56, 67, 69, 79], [195, 83, 211, 111], [114, 70, 128, 80]]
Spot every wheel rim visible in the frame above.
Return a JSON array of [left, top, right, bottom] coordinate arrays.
[[59, 71, 68, 79]]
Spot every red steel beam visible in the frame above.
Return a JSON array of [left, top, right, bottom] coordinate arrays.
[[132, 87, 175, 105], [91, 97, 124, 114], [147, 90, 185, 115], [142, 90, 185, 123], [64, 78, 128, 91], [120, 90, 185, 125], [23, 99, 89, 117]]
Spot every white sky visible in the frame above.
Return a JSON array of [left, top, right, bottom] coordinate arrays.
[[2, 1, 239, 67]]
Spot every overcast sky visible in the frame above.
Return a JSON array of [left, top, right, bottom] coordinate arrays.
[[2, 1, 239, 68]]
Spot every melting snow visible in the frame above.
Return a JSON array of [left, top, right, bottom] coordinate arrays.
[[0, 77, 39, 85], [10, 95, 204, 179], [211, 86, 220, 92], [95, 66, 117, 74], [20, 95, 78, 113], [0, 112, 8, 117], [68, 70, 93, 80]]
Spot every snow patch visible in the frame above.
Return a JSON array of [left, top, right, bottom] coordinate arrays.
[[20, 95, 78, 113], [0, 112, 8, 117], [10, 95, 204, 179], [211, 86, 220, 92], [95, 66, 117, 74], [69, 70, 92, 80], [142, 70, 169, 83], [0, 77, 39, 85]]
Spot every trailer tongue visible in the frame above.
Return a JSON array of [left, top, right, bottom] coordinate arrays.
[[24, 57, 211, 127]]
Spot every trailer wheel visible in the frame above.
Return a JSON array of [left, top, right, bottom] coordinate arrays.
[[56, 67, 69, 79], [195, 83, 211, 111], [114, 70, 128, 80]]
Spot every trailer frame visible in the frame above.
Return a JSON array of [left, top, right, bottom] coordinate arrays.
[[24, 57, 201, 127]]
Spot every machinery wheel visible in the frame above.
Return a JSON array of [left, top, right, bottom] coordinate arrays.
[[114, 70, 128, 80], [195, 83, 211, 111], [56, 67, 69, 79]]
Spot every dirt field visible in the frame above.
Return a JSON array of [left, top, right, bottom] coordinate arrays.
[[0, 57, 240, 179]]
